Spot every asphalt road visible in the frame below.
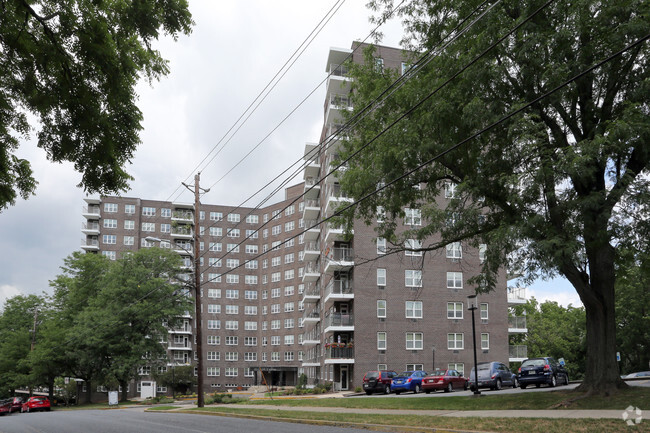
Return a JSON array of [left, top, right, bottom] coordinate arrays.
[[0, 408, 374, 433]]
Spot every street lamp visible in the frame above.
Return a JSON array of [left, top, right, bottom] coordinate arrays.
[[467, 294, 481, 396]]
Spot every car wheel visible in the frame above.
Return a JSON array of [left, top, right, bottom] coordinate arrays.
[[425, 390, 431, 394], [564, 374, 569, 386], [464, 381, 468, 391], [366, 391, 372, 396], [550, 375, 557, 387], [46, 408, 50, 412], [520, 384, 527, 389], [414, 384, 421, 394], [513, 378, 519, 388], [445, 383, 453, 393], [395, 391, 401, 395], [26, 407, 30, 413], [496, 379, 502, 390], [384, 385, 391, 395], [535, 383, 541, 388]]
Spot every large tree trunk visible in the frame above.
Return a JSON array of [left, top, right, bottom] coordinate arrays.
[[85, 380, 92, 404], [119, 380, 128, 402]]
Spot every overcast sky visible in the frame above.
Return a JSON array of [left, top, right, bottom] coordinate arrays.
[[0, 0, 581, 309]]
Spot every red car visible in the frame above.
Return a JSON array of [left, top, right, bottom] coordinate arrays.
[[0, 399, 11, 416], [422, 369, 468, 393], [10, 397, 23, 413], [21, 396, 50, 413]]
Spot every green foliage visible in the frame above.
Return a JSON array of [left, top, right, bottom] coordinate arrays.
[[340, 0, 649, 391], [297, 373, 308, 389], [153, 365, 196, 396], [0, 0, 193, 211], [204, 393, 246, 404]]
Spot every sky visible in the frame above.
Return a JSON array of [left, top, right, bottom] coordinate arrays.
[[0, 0, 582, 310]]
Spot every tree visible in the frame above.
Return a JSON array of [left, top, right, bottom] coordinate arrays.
[[511, 299, 587, 380], [0, 0, 193, 211], [153, 365, 196, 397], [338, 0, 649, 394]]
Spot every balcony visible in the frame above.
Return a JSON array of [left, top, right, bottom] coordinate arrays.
[[80, 237, 99, 251], [508, 316, 528, 333], [172, 210, 194, 224], [323, 247, 354, 274], [82, 205, 101, 219], [303, 309, 321, 324], [303, 240, 320, 262], [323, 279, 354, 306], [81, 221, 100, 235], [507, 287, 527, 304], [302, 329, 321, 346], [170, 227, 194, 240], [303, 219, 321, 242], [303, 145, 321, 179], [509, 345, 528, 362], [304, 177, 321, 200], [168, 341, 192, 351], [169, 323, 192, 334], [324, 154, 347, 184], [324, 223, 351, 244], [302, 282, 320, 303], [326, 61, 351, 100], [324, 346, 354, 364], [323, 313, 354, 334], [302, 199, 320, 221], [302, 261, 321, 282], [325, 94, 352, 126]]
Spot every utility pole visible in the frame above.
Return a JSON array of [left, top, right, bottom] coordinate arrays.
[[192, 173, 205, 407], [29, 307, 39, 396]]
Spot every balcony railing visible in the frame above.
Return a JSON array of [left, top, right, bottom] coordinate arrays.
[[326, 247, 353, 262], [82, 222, 100, 231], [507, 287, 527, 303], [329, 64, 349, 77], [304, 282, 320, 297], [82, 238, 99, 247], [169, 341, 191, 349], [508, 316, 527, 329], [303, 309, 320, 321], [329, 94, 351, 109], [305, 177, 319, 187], [509, 345, 528, 359], [324, 279, 353, 297], [172, 210, 193, 220], [325, 183, 350, 200], [304, 262, 320, 274], [82, 206, 100, 215], [303, 199, 319, 209], [324, 313, 354, 328], [304, 240, 320, 252], [171, 227, 193, 237], [325, 347, 354, 359]]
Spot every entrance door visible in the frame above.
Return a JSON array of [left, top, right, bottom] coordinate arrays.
[[140, 381, 156, 399], [340, 366, 349, 391]]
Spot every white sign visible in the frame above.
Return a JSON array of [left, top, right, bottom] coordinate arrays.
[[108, 391, 118, 406]]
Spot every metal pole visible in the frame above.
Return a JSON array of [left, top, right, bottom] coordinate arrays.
[[468, 294, 481, 396], [193, 173, 204, 407]]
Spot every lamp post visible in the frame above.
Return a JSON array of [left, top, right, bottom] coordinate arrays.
[[467, 294, 481, 396]]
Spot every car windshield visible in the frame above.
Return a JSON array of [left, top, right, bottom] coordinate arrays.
[[398, 371, 414, 377], [365, 371, 379, 379], [431, 370, 447, 376], [522, 359, 546, 367]]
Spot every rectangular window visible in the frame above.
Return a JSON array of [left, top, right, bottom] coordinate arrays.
[[142, 222, 155, 232], [271, 257, 281, 267], [207, 335, 219, 345], [377, 268, 386, 286], [405, 270, 422, 287], [207, 320, 220, 329], [207, 351, 219, 361], [123, 236, 134, 246], [225, 352, 238, 361], [377, 300, 386, 318], [227, 244, 240, 253], [104, 203, 118, 213], [209, 227, 222, 237], [246, 215, 258, 224], [271, 272, 281, 283], [446, 242, 462, 259], [142, 207, 156, 216], [225, 336, 238, 345], [377, 237, 386, 254], [271, 336, 280, 346], [447, 272, 463, 289], [284, 253, 294, 264], [405, 301, 423, 318], [102, 234, 116, 244], [244, 337, 258, 346], [103, 219, 117, 228], [271, 319, 280, 330], [209, 212, 223, 221], [160, 223, 171, 233], [285, 221, 295, 232], [225, 367, 238, 377], [447, 333, 464, 350], [284, 302, 294, 312], [447, 302, 463, 319], [124, 220, 134, 230], [226, 274, 239, 284], [209, 242, 222, 252], [406, 332, 423, 350], [207, 304, 221, 314], [245, 322, 258, 331], [244, 306, 257, 315], [207, 288, 221, 298], [448, 363, 464, 375], [284, 269, 294, 280], [124, 204, 135, 214], [445, 182, 456, 198], [284, 286, 294, 296], [227, 228, 240, 238], [161, 208, 171, 217], [227, 213, 240, 222], [480, 303, 489, 320], [226, 258, 239, 268], [406, 364, 424, 371], [284, 318, 294, 329], [245, 260, 258, 269], [479, 244, 487, 263], [225, 305, 239, 315], [284, 335, 294, 345], [271, 304, 280, 314], [405, 208, 422, 225], [245, 245, 258, 254], [405, 239, 422, 256], [481, 333, 489, 350]]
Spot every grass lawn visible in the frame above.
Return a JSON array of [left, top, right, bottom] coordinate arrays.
[[147, 405, 181, 411], [244, 387, 649, 411], [188, 407, 646, 433]]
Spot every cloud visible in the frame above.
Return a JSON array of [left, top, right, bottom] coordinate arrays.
[[0, 284, 23, 310], [527, 287, 583, 308]]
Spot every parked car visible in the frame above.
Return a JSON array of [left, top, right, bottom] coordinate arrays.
[[422, 369, 468, 393], [0, 399, 11, 416], [391, 370, 428, 394], [518, 357, 569, 388], [362, 370, 398, 395], [21, 396, 50, 413], [624, 371, 650, 379], [10, 397, 23, 413], [468, 362, 518, 391]]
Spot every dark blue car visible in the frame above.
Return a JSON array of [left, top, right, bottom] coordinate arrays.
[[391, 370, 428, 394]]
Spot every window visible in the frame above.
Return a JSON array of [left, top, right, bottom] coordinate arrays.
[[124, 220, 134, 230], [207, 335, 220, 345], [245, 245, 258, 254], [271, 352, 280, 362], [447, 302, 463, 319], [376, 206, 385, 222], [207, 320, 220, 329], [377, 300, 386, 318], [225, 352, 238, 361], [225, 367, 238, 377], [245, 322, 258, 331], [209, 242, 222, 252], [284, 352, 294, 362], [207, 367, 220, 377], [245, 337, 258, 346], [227, 228, 240, 238], [446, 242, 462, 259], [271, 319, 280, 330], [481, 333, 490, 350], [272, 241, 281, 251], [160, 223, 171, 233], [124, 236, 134, 246], [142, 222, 155, 232], [142, 207, 156, 216], [227, 244, 240, 253], [284, 318, 294, 328], [445, 182, 457, 198], [125, 204, 135, 214], [209, 227, 222, 237], [480, 303, 489, 320], [246, 215, 259, 223], [407, 364, 424, 371], [377, 268, 386, 286], [226, 258, 240, 269], [479, 244, 487, 263], [207, 351, 219, 361], [208, 288, 221, 298], [405, 270, 422, 287], [284, 335, 294, 345], [244, 275, 257, 285], [448, 333, 464, 350], [285, 221, 295, 232], [404, 208, 422, 225], [226, 274, 239, 284], [244, 306, 257, 315], [374, 57, 384, 71], [161, 208, 171, 217], [285, 205, 294, 216], [103, 219, 117, 228], [377, 332, 387, 350], [244, 290, 258, 300], [405, 239, 422, 256], [272, 225, 281, 235], [447, 272, 463, 289], [285, 238, 294, 248], [225, 336, 238, 345], [207, 304, 221, 314], [284, 286, 294, 296], [271, 336, 281, 346], [210, 212, 223, 221], [246, 229, 259, 239], [284, 269, 294, 280], [406, 332, 423, 350], [209, 258, 222, 268], [225, 289, 239, 299], [245, 260, 258, 269], [284, 302, 294, 312], [227, 213, 240, 222], [284, 253, 294, 264], [377, 237, 386, 254], [208, 274, 222, 284], [245, 353, 257, 362], [104, 203, 118, 213], [271, 272, 281, 283], [271, 304, 280, 314], [102, 251, 116, 260], [271, 257, 281, 267], [405, 301, 423, 318], [225, 305, 239, 315], [103, 235, 116, 244]]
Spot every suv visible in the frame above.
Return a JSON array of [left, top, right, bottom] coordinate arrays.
[[362, 370, 397, 395], [518, 357, 569, 388], [468, 362, 517, 391]]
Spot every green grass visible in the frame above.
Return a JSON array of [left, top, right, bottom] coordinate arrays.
[[245, 387, 649, 411], [56, 400, 140, 410], [188, 407, 647, 433], [147, 405, 181, 411]]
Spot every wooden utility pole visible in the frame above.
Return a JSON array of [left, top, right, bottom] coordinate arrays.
[[193, 173, 205, 407]]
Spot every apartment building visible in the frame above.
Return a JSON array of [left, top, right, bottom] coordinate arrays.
[[79, 42, 512, 398]]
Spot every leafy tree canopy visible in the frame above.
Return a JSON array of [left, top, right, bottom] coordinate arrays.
[[338, 0, 649, 394], [0, 0, 194, 211]]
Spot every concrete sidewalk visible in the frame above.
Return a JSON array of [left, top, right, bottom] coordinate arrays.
[[210, 403, 645, 420]]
